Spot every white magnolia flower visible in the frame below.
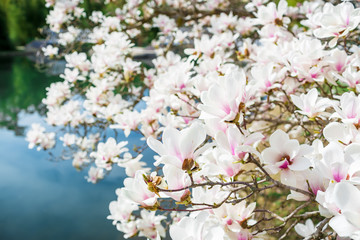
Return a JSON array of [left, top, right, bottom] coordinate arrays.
[[314, 2, 360, 48], [122, 170, 158, 207], [107, 189, 139, 225], [290, 88, 332, 118], [170, 211, 225, 240], [294, 219, 316, 238], [86, 167, 105, 184], [42, 45, 59, 57], [330, 182, 360, 237], [199, 68, 247, 122], [90, 138, 128, 171], [136, 210, 166, 239], [262, 129, 313, 184], [147, 122, 206, 169]]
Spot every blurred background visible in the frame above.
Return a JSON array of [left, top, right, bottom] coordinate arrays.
[[0, 1, 130, 239]]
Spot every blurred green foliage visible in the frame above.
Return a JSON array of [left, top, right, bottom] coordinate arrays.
[[287, 0, 305, 6], [0, 57, 59, 132], [0, 0, 48, 50]]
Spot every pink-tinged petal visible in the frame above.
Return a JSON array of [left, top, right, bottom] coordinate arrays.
[[163, 127, 182, 156], [262, 148, 282, 165], [225, 167, 235, 177], [330, 162, 348, 182], [180, 123, 206, 159], [163, 165, 189, 190], [227, 126, 242, 154], [236, 145, 262, 161], [142, 197, 158, 207], [227, 221, 241, 232], [215, 131, 231, 153], [244, 132, 264, 145], [199, 104, 225, 119], [289, 157, 311, 171]]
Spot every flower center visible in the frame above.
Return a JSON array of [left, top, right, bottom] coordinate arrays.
[[279, 155, 291, 169]]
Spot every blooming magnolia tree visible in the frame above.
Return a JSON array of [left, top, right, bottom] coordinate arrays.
[[26, 0, 360, 239]]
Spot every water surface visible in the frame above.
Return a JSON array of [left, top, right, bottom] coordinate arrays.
[[0, 56, 136, 240]]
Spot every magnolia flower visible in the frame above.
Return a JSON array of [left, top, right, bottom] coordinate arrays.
[[90, 138, 128, 171], [163, 165, 191, 201], [60, 68, 86, 83], [26, 123, 56, 151], [199, 68, 247, 122], [326, 49, 351, 74], [329, 182, 360, 237], [122, 170, 158, 207], [262, 130, 313, 184], [191, 185, 228, 208], [254, 0, 289, 26], [153, 14, 176, 35], [107, 189, 139, 225], [314, 2, 360, 48], [250, 63, 283, 93], [147, 122, 206, 170], [170, 211, 225, 240], [215, 125, 263, 159], [116, 221, 138, 239], [334, 66, 360, 88], [201, 148, 244, 178], [86, 167, 105, 184], [136, 210, 166, 239], [331, 92, 360, 124], [323, 122, 360, 145], [213, 201, 256, 233], [42, 82, 71, 107], [184, 34, 221, 59], [72, 151, 90, 170], [59, 133, 77, 146], [290, 88, 332, 118], [294, 219, 316, 238], [118, 153, 149, 177], [42, 45, 59, 57], [65, 52, 91, 72], [314, 142, 360, 185]]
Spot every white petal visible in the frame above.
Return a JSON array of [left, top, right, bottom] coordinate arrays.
[[147, 137, 167, 156], [269, 130, 289, 152], [289, 157, 311, 171], [330, 215, 358, 237]]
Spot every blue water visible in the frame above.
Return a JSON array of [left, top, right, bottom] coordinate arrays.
[[0, 57, 150, 240]]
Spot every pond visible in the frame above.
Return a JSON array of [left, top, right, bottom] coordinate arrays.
[[0, 56, 141, 240]]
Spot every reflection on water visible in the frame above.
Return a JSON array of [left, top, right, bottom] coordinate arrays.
[[0, 57, 59, 135], [0, 56, 131, 240]]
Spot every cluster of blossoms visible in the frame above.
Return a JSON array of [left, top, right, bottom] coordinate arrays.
[[28, 0, 360, 239]]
